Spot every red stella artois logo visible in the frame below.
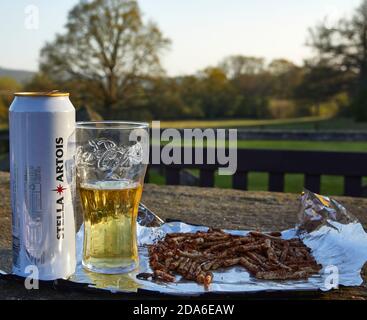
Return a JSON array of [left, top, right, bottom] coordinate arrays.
[[52, 184, 66, 195], [55, 137, 65, 240]]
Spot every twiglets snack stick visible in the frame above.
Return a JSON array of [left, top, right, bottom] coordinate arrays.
[[144, 228, 322, 288]]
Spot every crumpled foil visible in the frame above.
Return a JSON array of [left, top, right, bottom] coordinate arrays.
[[68, 191, 367, 295], [297, 190, 357, 233]]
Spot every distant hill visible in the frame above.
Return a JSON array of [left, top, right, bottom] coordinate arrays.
[[0, 67, 35, 84]]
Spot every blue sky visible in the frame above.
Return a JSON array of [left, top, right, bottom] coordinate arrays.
[[0, 0, 361, 76]]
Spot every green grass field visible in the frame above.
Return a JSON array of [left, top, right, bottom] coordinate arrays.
[[249, 117, 367, 131], [159, 116, 367, 130], [154, 139, 367, 152], [159, 116, 331, 129]]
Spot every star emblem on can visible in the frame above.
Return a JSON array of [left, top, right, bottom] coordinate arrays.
[[52, 184, 67, 195]]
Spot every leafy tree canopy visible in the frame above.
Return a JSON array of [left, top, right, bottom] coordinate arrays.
[[40, 0, 170, 117]]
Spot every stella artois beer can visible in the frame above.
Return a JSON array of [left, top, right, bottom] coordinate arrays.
[[9, 92, 76, 280]]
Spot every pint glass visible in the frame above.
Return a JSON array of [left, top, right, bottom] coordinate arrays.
[[76, 122, 149, 274]]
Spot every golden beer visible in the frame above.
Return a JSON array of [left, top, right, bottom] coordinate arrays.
[[80, 180, 143, 273]]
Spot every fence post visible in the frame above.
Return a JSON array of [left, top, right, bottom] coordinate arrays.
[[199, 169, 215, 188], [165, 167, 181, 185], [344, 176, 362, 197], [269, 172, 285, 192], [232, 171, 248, 190], [304, 174, 321, 194]]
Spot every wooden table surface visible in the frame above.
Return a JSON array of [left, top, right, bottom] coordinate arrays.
[[0, 171, 366, 300]]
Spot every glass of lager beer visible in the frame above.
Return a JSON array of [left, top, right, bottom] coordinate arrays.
[[75, 122, 149, 274]]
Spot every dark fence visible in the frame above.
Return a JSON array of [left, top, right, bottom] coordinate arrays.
[[235, 130, 367, 141], [147, 147, 367, 198], [1, 129, 367, 197]]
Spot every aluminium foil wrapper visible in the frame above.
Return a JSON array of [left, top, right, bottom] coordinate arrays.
[[67, 190, 367, 295]]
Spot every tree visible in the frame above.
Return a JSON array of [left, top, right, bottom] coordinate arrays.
[[40, 0, 170, 118], [230, 71, 272, 118], [268, 59, 303, 99], [177, 76, 205, 119], [220, 55, 265, 79], [268, 59, 296, 76], [23, 73, 58, 92], [196, 67, 241, 119], [143, 77, 188, 120], [294, 64, 343, 116], [0, 77, 21, 97], [0, 77, 21, 123], [308, 0, 367, 120]]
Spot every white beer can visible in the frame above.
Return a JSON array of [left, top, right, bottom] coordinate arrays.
[[9, 92, 76, 280]]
